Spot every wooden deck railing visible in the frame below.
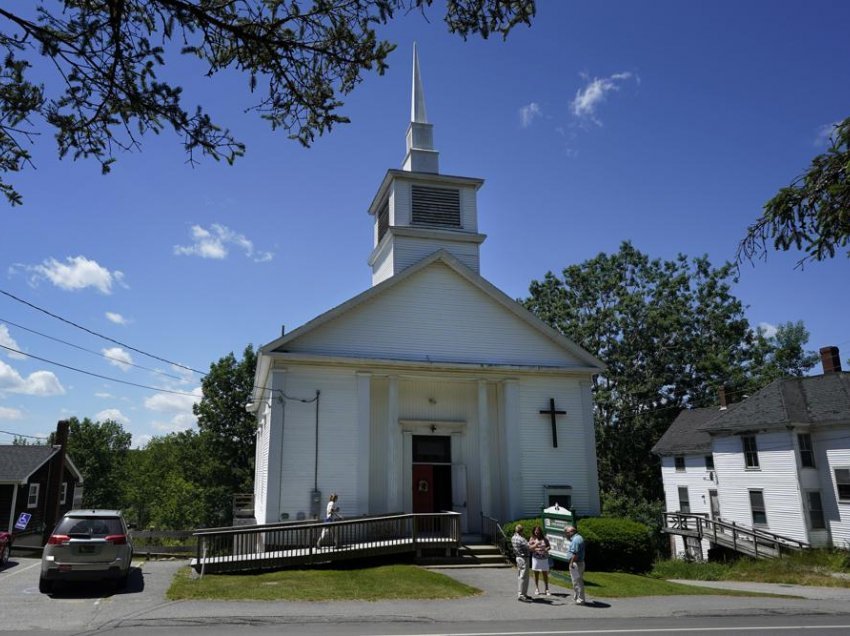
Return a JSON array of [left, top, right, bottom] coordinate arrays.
[[661, 512, 809, 558], [191, 511, 461, 574]]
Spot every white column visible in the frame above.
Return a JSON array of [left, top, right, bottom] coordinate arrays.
[[267, 369, 287, 524], [478, 379, 491, 518], [356, 372, 371, 515], [502, 378, 521, 520], [386, 375, 400, 512], [580, 379, 601, 515]]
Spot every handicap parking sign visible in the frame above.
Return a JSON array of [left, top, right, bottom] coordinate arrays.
[[14, 512, 31, 530]]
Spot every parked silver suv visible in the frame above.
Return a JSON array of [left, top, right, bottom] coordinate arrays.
[[40, 509, 134, 593]]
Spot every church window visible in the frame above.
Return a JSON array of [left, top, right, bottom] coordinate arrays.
[[411, 185, 461, 228]]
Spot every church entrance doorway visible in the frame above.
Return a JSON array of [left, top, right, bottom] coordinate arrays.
[[411, 435, 453, 513]]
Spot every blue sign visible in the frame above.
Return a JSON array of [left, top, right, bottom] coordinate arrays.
[[14, 512, 31, 530]]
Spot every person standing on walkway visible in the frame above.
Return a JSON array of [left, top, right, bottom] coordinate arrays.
[[512, 524, 531, 601], [317, 493, 341, 548], [565, 525, 586, 605], [528, 525, 551, 595]]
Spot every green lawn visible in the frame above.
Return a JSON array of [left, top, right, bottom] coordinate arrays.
[[167, 564, 482, 601]]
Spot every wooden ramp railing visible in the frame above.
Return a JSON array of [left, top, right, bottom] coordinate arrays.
[[191, 512, 461, 574], [661, 512, 809, 559]]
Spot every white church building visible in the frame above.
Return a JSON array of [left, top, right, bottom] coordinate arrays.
[[249, 49, 603, 532]]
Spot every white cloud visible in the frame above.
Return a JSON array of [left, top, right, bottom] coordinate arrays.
[[570, 72, 635, 125], [105, 312, 129, 325], [95, 408, 130, 426], [94, 392, 114, 399], [16, 256, 125, 294], [152, 412, 197, 434], [102, 347, 133, 371], [0, 406, 23, 420], [758, 322, 778, 339], [0, 360, 65, 396], [146, 387, 201, 434], [174, 223, 274, 263], [519, 102, 542, 128], [0, 324, 27, 360], [815, 121, 841, 147]]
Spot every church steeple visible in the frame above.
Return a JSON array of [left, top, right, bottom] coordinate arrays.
[[403, 43, 439, 174], [367, 45, 486, 287]]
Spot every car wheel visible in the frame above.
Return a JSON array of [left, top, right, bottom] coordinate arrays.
[[38, 577, 53, 594], [0, 544, 9, 566]]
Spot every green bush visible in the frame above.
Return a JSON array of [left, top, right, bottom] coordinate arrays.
[[578, 517, 653, 573], [500, 517, 542, 541]]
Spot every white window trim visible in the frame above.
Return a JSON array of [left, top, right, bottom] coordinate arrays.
[[27, 483, 40, 508], [834, 467, 850, 503], [60, 482, 68, 505]]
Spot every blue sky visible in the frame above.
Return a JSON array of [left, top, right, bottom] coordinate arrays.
[[1, 1, 849, 447]]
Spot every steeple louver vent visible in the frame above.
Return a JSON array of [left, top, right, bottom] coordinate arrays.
[[377, 201, 389, 242], [411, 185, 461, 228]]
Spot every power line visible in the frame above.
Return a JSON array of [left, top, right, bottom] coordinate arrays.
[[1, 317, 184, 380], [0, 429, 48, 440], [0, 288, 207, 375], [0, 343, 201, 398]]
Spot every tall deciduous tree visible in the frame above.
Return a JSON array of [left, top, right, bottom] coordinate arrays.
[[739, 117, 850, 267], [193, 344, 258, 525], [748, 320, 819, 387], [523, 242, 815, 504], [51, 416, 132, 509], [0, 0, 535, 205]]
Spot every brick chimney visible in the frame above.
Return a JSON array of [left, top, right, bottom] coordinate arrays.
[[820, 346, 842, 374], [718, 386, 729, 409]]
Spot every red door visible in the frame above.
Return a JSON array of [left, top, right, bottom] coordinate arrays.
[[412, 464, 434, 513]]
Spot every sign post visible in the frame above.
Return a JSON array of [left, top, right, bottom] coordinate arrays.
[[541, 503, 574, 564]]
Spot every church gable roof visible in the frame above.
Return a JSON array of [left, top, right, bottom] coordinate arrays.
[[262, 250, 603, 370]]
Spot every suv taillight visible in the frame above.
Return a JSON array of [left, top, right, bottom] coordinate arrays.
[[47, 534, 70, 545], [105, 534, 127, 545]]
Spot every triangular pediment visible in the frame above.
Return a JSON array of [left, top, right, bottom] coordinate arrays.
[[262, 251, 602, 370]]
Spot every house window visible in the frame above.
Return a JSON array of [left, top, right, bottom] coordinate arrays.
[[749, 489, 767, 526], [674, 456, 685, 472], [798, 433, 815, 469], [704, 455, 714, 470], [835, 468, 850, 502], [678, 486, 690, 513], [60, 482, 68, 505], [742, 435, 759, 469], [806, 491, 825, 530], [27, 483, 40, 508]]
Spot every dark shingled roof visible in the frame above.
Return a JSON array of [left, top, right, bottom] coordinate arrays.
[[699, 372, 850, 434], [0, 445, 59, 483], [651, 407, 718, 455]]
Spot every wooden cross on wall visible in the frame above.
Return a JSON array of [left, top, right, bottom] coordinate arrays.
[[539, 398, 566, 448]]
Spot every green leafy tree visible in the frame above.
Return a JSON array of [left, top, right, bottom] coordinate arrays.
[[739, 117, 850, 267], [192, 344, 258, 525], [0, 0, 535, 204], [523, 242, 789, 503], [51, 416, 132, 509], [748, 320, 819, 388], [124, 432, 207, 529]]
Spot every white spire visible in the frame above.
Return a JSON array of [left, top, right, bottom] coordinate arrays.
[[403, 43, 438, 173], [411, 42, 428, 124]]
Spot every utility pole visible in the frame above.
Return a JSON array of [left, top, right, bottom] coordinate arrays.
[[42, 420, 69, 544]]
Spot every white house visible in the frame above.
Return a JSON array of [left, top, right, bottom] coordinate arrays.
[[654, 346, 850, 558], [249, 48, 604, 532]]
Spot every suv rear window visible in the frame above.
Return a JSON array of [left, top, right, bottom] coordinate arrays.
[[55, 516, 125, 537]]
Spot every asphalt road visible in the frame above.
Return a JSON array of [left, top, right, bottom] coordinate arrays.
[[4, 553, 850, 635]]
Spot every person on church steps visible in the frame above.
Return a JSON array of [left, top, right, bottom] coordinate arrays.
[[316, 493, 341, 548], [528, 525, 551, 595], [565, 525, 587, 605], [512, 524, 531, 601]]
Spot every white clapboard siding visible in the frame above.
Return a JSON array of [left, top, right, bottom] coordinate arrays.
[[278, 367, 360, 521], [659, 454, 716, 559], [821, 436, 850, 548], [287, 262, 580, 367], [713, 430, 809, 543], [253, 400, 272, 524], [393, 235, 480, 273], [515, 377, 595, 518]]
